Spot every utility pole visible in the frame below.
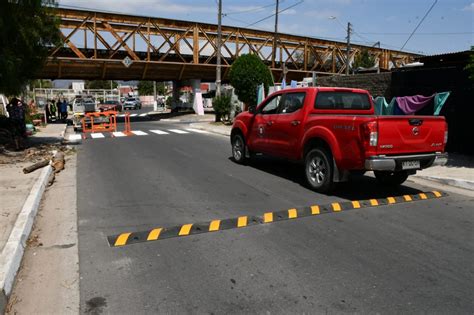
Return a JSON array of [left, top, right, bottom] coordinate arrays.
[[346, 22, 352, 75], [272, 0, 279, 68], [216, 0, 222, 97]]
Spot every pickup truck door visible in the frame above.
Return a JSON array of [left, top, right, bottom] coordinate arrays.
[[270, 92, 306, 159], [248, 94, 283, 155]]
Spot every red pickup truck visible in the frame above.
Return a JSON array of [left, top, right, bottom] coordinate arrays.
[[231, 87, 448, 193]]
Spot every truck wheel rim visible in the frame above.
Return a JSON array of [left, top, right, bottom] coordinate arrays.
[[233, 137, 243, 160], [309, 156, 326, 184]]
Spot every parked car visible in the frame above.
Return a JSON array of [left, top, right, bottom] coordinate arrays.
[[123, 97, 142, 110], [231, 87, 448, 193], [98, 100, 123, 112]]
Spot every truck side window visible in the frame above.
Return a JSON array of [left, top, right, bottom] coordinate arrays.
[[315, 92, 370, 110], [280, 92, 306, 114], [260, 95, 282, 114]]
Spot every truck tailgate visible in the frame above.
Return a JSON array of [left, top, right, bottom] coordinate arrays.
[[376, 116, 446, 155]]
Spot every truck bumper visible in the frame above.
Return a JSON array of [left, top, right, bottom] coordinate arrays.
[[365, 152, 448, 171]]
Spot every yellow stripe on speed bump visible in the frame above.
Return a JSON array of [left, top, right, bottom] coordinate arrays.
[[147, 228, 162, 241], [311, 205, 320, 215], [237, 216, 248, 227], [107, 190, 447, 247], [288, 208, 297, 219], [264, 212, 273, 223], [114, 233, 131, 246], [209, 220, 221, 232], [179, 224, 193, 236]]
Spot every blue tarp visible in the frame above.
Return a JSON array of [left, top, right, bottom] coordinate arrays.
[[374, 92, 450, 116]]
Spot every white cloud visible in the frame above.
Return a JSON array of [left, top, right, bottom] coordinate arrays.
[[462, 2, 474, 11]]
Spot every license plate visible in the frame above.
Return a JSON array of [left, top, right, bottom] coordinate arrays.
[[402, 160, 420, 170]]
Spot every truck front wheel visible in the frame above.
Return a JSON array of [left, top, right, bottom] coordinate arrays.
[[374, 171, 409, 186], [305, 148, 334, 193], [231, 134, 247, 164]]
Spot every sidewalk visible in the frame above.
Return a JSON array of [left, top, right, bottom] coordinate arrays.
[[0, 123, 66, 312], [188, 121, 474, 191]]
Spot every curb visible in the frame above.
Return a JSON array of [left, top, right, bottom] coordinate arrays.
[[0, 164, 52, 313], [414, 175, 474, 191], [189, 123, 231, 136]]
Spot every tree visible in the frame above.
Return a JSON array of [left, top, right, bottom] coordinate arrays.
[[0, 1, 61, 95], [29, 79, 53, 89], [228, 54, 273, 108], [137, 81, 154, 95], [212, 95, 231, 123], [353, 49, 376, 70], [464, 46, 474, 83], [85, 80, 118, 90]]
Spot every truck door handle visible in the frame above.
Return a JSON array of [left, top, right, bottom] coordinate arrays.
[[291, 120, 301, 126], [266, 121, 273, 126]]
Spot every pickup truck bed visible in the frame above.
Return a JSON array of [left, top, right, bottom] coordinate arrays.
[[231, 87, 448, 193]]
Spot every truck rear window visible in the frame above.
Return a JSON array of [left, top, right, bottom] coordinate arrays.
[[315, 91, 371, 110]]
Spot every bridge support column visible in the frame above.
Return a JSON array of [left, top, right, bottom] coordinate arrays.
[[190, 79, 204, 115], [172, 81, 181, 112]]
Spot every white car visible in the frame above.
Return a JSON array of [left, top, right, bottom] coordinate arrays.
[[123, 97, 142, 110]]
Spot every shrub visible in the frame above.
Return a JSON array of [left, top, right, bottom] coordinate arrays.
[[212, 95, 231, 122]]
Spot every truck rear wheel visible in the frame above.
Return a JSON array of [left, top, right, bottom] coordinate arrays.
[[305, 148, 334, 193], [374, 171, 409, 186]]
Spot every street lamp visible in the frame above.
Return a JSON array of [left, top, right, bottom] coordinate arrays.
[[329, 16, 351, 75]]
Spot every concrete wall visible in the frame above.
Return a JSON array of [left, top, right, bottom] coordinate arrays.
[[317, 72, 392, 98]]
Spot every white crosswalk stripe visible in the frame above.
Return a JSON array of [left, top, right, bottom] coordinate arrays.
[[131, 130, 148, 136], [68, 134, 82, 141], [168, 129, 189, 134], [90, 133, 105, 139], [139, 113, 148, 117], [118, 114, 126, 117], [130, 114, 138, 117], [113, 132, 127, 137], [150, 130, 169, 135], [186, 128, 209, 134]]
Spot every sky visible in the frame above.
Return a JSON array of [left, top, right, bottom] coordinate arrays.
[[57, 0, 473, 55]]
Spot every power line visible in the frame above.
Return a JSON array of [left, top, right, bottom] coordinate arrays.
[[400, 0, 438, 51], [361, 31, 474, 35], [224, 2, 276, 15], [245, 0, 304, 28]]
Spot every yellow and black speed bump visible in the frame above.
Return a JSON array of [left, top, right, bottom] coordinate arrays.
[[107, 190, 447, 247]]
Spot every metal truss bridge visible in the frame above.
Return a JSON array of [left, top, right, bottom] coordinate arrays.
[[41, 8, 419, 82]]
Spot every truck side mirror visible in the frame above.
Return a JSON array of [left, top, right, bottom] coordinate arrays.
[[248, 106, 257, 114]]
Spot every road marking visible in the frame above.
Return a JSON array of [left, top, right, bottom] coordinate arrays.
[[114, 233, 131, 246], [264, 212, 273, 223], [288, 208, 298, 218], [147, 228, 162, 241], [90, 133, 105, 139], [332, 203, 342, 212], [311, 205, 320, 215], [130, 114, 138, 117], [107, 191, 447, 247], [131, 130, 148, 136], [209, 220, 221, 232], [352, 201, 361, 209], [68, 134, 82, 141], [186, 128, 209, 134], [237, 216, 248, 227], [112, 132, 126, 137], [150, 129, 169, 135], [118, 114, 126, 117], [139, 113, 148, 117], [179, 224, 193, 236], [168, 129, 189, 134]]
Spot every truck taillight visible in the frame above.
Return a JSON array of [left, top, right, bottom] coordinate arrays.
[[363, 121, 378, 147], [444, 123, 448, 144]]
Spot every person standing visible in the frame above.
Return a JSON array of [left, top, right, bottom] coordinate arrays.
[[50, 99, 57, 120]]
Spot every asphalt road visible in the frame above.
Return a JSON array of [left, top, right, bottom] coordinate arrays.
[[77, 120, 474, 314]]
